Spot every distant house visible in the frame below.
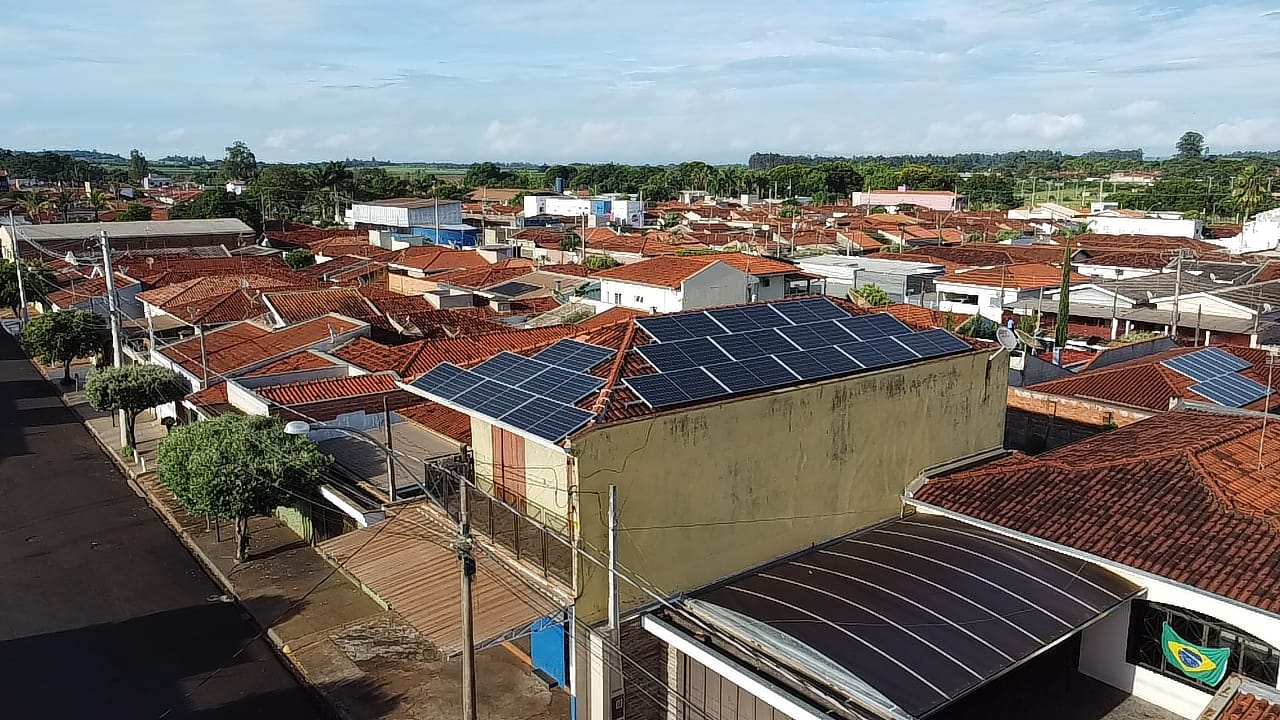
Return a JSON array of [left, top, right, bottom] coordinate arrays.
[[936, 263, 1086, 322], [142, 173, 173, 190], [225, 180, 247, 195], [849, 188, 965, 212], [592, 253, 811, 312], [347, 198, 475, 248], [1089, 209, 1203, 239]]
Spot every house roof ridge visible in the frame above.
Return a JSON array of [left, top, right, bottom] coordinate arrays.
[[587, 319, 639, 423]]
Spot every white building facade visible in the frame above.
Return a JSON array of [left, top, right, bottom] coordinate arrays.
[[1088, 211, 1203, 239], [598, 262, 749, 313]]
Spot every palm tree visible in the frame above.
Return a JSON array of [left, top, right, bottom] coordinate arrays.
[[1232, 165, 1270, 222], [54, 188, 78, 223], [307, 161, 353, 222], [86, 189, 111, 222], [21, 191, 52, 223]]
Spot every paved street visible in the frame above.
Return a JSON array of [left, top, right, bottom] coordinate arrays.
[[0, 332, 326, 720]]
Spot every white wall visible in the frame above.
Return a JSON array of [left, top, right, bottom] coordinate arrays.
[[1088, 215, 1202, 239], [753, 274, 789, 301], [1151, 293, 1254, 321], [936, 281, 1009, 322], [599, 279, 681, 313], [1075, 265, 1160, 280], [406, 202, 462, 227]]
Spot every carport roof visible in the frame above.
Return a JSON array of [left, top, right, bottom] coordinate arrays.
[[689, 513, 1140, 720]]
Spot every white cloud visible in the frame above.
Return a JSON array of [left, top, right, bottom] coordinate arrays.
[[1206, 118, 1280, 150], [157, 128, 187, 143], [263, 128, 306, 150], [1114, 100, 1161, 119], [317, 132, 352, 149], [483, 119, 536, 155], [1000, 113, 1087, 141]]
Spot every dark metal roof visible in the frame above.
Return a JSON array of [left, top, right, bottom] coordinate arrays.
[[693, 514, 1140, 719], [487, 280, 542, 298]]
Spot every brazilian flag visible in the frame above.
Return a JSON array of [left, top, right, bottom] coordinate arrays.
[[1162, 622, 1231, 686]]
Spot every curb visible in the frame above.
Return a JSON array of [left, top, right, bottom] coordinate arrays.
[[43, 365, 341, 720]]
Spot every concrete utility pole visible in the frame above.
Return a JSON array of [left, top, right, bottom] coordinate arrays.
[[608, 484, 619, 639], [458, 483, 477, 720], [100, 230, 127, 447], [1171, 250, 1187, 341], [9, 211, 29, 328], [383, 396, 396, 502]]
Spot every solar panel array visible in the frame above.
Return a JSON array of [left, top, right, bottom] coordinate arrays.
[[409, 341, 614, 442], [626, 298, 973, 410], [1160, 347, 1271, 409]]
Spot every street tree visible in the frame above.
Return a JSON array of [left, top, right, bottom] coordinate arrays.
[[85, 364, 187, 450], [117, 203, 153, 221], [560, 229, 582, 252], [0, 258, 55, 315], [307, 161, 353, 221], [169, 191, 262, 231], [157, 415, 330, 562], [21, 309, 104, 384], [128, 149, 149, 183], [220, 141, 259, 181], [854, 284, 893, 307], [86, 189, 111, 221], [54, 188, 78, 223], [21, 190, 51, 222], [1176, 131, 1205, 160], [284, 249, 316, 269], [1055, 243, 1072, 349]]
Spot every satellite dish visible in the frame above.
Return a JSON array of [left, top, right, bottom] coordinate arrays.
[[996, 326, 1019, 351], [1016, 328, 1043, 349]]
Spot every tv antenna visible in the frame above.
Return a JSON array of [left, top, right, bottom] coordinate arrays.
[[1015, 328, 1044, 351], [993, 325, 1018, 360]]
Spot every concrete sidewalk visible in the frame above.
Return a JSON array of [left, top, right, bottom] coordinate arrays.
[[43, 360, 568, 720]]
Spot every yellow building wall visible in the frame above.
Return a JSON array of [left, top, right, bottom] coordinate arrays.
[[469, 417, 572, 532], [470, 416, 495, 494], [570, 350, 1007, 624]]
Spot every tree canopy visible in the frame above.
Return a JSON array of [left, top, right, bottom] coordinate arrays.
[[284, 249, 315, 269], [220, 141, 259, 181], [117, 203, 153, 222], [22, 309, 105, 382], [85, 364, 187, 449], [1176, 131, 1205, 160], [169, 190, 262, 231], [0, 259, 54, 315], [854, 284, 892, 307], [157, 415, 330, 561], [128, 149, 149, 183]]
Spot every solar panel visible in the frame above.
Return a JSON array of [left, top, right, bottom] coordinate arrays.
[[635, 315, 692, 342], [879, 337, 923, 363], [666, 367, 729, 402], [499, 396, 594, 442], [774, 351, 831, 380], [773, 297, 848, 324], [458, 381, 537, 417], [703, 361, 769, 393], [487, 280, 541, 298], [838, 314, 914, 341], [710, 333, 767, 360], [533, 339, 615, 372], [409, 363, 468, 394], [894, 329, 971, 358], [520, 366, 605, 404], [744, 327, 800, 355], [708, 304, 792, 331], [471, 352, 525, 380], [676, 312, 729, 338], [488, 354, 551, 386], [836, 341, 895, 370], [636, 342, 698, 371], [808, 345, 863, 374], [431, 369, 486, 399], [625, 374, 688, 408], [741, 355, 799, 386], [777, 322, 835, 350], [1161, 347, 1253, 382], [1190, 374, 1272, 408]]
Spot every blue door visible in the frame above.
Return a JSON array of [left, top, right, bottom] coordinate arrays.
[[530, 614, 568, 688]]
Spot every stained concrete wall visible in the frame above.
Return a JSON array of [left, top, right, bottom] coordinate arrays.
[[570, 350, 1008, 624]]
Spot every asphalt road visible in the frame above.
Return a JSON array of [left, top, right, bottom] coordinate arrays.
[[0, 332, 326, 719]]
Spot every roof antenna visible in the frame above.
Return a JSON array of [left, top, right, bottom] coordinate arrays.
[[1260, 347, 1278, 470], [993, 325, 1018, 360]]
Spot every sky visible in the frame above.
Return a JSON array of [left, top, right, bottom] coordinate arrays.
[[4, 1, 1280, 164]]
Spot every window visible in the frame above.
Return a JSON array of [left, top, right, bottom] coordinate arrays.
[[988, 296, 1002, 307], [634, 295, 645, 303], [613, 293, 622, 304], [1126, 600, 1279, 691], [761, 277, 771, 287], [940, 292, 980, 305]]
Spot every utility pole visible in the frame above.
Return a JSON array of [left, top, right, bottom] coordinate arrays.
[[457, 482, 477, 720], [608, 484, 619, 639], [100, 230, 127, 447], [383, 396, 396, 502], [1171, 250, 1186, 341], [9, 211, 29, 328]]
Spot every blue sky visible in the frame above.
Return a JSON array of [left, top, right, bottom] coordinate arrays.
[[5, 1, 1280, 164]]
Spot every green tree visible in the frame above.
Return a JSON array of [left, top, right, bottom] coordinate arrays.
[[307, 161, 352, 221], [128, 149, 149, 184], [220, 141, 258, 181], [958, 314, 998, 340], [1232, 165, 1272, 221], [1176, 131, 1205, 160], [117, 203, 153, 222], [169, 191, 262, 231], [284, 249, 316, 269], [85, 364, 187, 450], [0, 258, 55, 315], [248, 165, 311, 221], [353, 168, 407, 200], [583, 254, 620, 270], [464, 161, 515, 188], [1055, 243, 1072, 348], [560, 229, 583, 252], [854, 284, 892, 307], [157, 415, 330, 562], [21, 309, 104, 384], [86, 189, 111, 222], [54, 188, 78, 223], [21, 190, 51, 223], [995, 229, 1023, 242]]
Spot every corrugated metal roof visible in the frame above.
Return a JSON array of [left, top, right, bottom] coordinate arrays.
[[318, 505, 564, 656], [11, 218, 253, 240]]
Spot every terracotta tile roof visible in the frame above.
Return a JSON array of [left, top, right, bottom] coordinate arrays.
[[508, 296, 561, 314], [1202, 676, 1280, 720], [256, 372, 401, 405], [137, 274, 301, 308], [332, 325, 578, 380], [389, 246, 489, 273], [593, 255, 732, 289], [122, 256, 295, 286], [585, 234, 683, 257], [186, 382, 229, 411], [537, 263, 592, 277], [159, 315, 365, 378], [431, 260, 536, 291], [576, 306, 648, 329], [1028, 344, 1277, 412], [510, 228, 563, 248], [44, 274, 135, 309], [692, 253, 799, 276], [1078, 251, 1171, 270], [240, 350, 340, 377], [1035, 348, 1097, 366], [940, 263, 1088, 290], [397, 309, 510, 339], [262, 287, 381, 325], [849, 303, 971, 331], [915, 410, 1280, 613], [396, 402, 472, 443]]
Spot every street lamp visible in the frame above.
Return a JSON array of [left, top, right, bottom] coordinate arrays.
[[284, 420, 398, 502]]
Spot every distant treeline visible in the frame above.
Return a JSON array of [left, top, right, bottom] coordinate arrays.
[[748, 149, 1145, 172]]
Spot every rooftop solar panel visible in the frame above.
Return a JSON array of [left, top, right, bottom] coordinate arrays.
[[1161, 347, 1253, 382], [533, 339, 615, 372], [773, 297, 848, 324], [624, 373, 690, 408], [894, 329, 972, 358], [741, 355, 799, 386], [525, 407, 596, 442], [1189, 374, 1272, 408], [635, 315, 692, 342], [838, 314, 914, 341], [809, 345, 863, 374], [666, 367, 729, 402], [678, 312, 730, 338], [520, 366, 605, 404], [777, 322, 837, 350], [487, 280, 541, 298], [636, 342, 699, 372], [409, 363, 467, 394], [774, 351, 831, 380], [471, 352, 525, 380], [458, 381, 537, 417], [744, 327, 800, 356], [432, 370, 486, 399], [703, 361, 769, 393], [710, 333, 767, 361]]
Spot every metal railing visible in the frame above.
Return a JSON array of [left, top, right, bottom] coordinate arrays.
[[425, 459, 573, 587]]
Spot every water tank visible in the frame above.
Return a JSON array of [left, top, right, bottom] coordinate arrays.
[[555, 177, 566, 194]]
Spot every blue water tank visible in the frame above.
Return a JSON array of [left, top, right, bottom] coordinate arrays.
[[554, 177, 566, 194]]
